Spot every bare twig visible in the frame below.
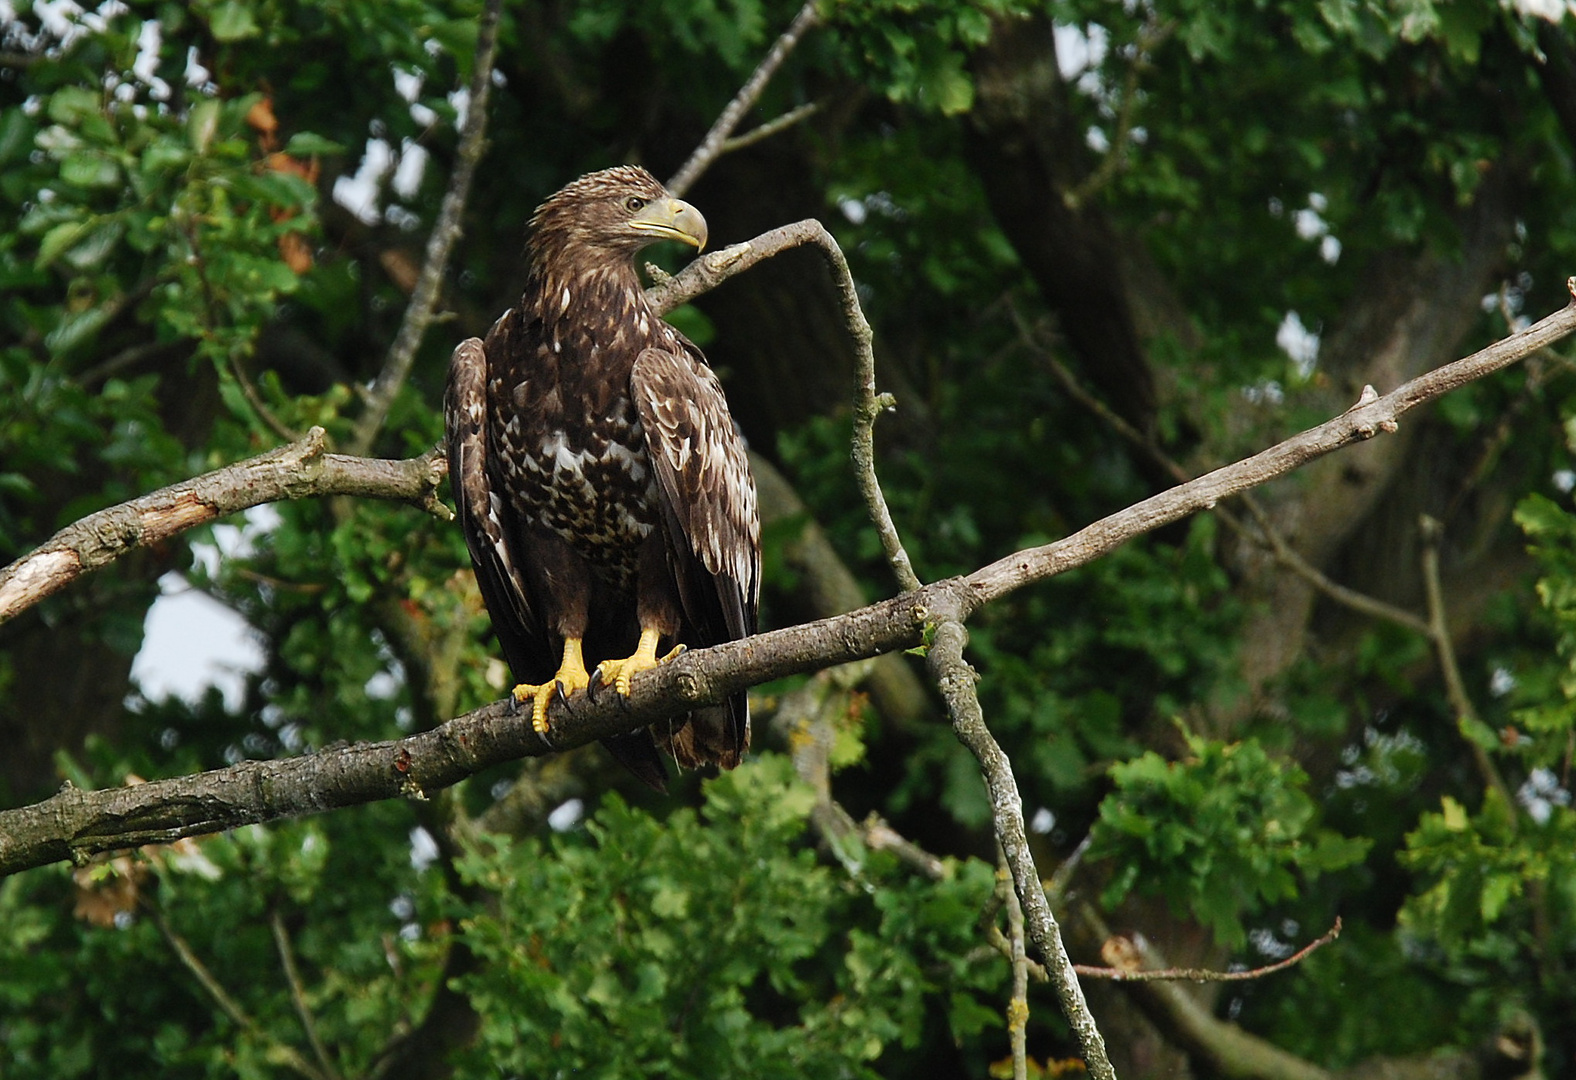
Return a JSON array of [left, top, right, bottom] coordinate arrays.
[[1002, 851, 1031, 1080], [666, 1, 821, 197], [150, 905, 332, 1080], [1062, 18, 1176, 210], [650, 220, 922, 591], [230, 351, 302, 443], [347, 0, 502, 456], [271, 910, 341, 1080], [1046, 833, 1093, 904], [928, 620, 1114, 1080], [1074, 919, 1342, 982], [718, 100, 823, 154], [1419, 515, 1512, 806], [985, 916, 1342, 989]]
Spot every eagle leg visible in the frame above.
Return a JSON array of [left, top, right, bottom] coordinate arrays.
[[593, 627, 686, 700], [512, 637, 592, 734]]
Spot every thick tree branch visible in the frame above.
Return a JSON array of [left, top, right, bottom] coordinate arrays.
[[0, 428, 447, 626], [1015, 306, 1436, 638], [347, 0, 502, 456], [967, 284, 1576, 607], [4, 286, 1573, 875], [666, 0, 821, 198]]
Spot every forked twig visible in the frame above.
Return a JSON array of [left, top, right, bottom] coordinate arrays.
[[667, 1, 821, 197]]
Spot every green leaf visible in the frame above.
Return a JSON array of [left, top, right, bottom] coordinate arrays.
[[282, 132, 345, 156], [208, 0, 261, 41]]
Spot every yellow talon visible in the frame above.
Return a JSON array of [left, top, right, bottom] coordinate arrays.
[[513, 638, 591, 733], [595, 627, 685, 697]]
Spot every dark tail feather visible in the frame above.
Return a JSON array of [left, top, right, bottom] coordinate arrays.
[[664, 697, 749, 771], [601, 730, 669, 793]]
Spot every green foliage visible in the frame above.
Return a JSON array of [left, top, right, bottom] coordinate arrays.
[[1399, 790, 1576, 950], [8, 0, 1576, 1074], [826, 0, 1031, 115], [1091, 731, 1370, 948], [1386, 493, 1576, 978], [0, 806, 446, 1079], [455, 756, 1003, 1078]]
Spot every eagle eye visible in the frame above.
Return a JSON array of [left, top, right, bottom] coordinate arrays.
[[624, 196, 647, 213]]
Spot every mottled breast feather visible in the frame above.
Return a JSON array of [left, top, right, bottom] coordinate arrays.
[[442, 164, 759, 784]]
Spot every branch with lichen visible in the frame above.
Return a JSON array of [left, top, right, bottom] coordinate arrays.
[[2, 246, 1573, 885], [0, 428, 447, 625]]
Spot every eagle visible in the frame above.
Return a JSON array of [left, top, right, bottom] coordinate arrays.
[[444, 165, 760, 791]]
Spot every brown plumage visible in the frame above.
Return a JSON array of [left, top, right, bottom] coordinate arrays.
[[444, 165, 759, 790]]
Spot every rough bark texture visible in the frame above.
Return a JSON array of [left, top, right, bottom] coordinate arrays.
[[5, 284, 1570, 876]]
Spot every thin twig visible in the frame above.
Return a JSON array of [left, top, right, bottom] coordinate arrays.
[[649, 220, 922, 591], [987, 917, 1342, 986], [347, 0, 502, 456], [230, 351, 302, 443], [1074, 919, 1342, 982], [1045, 833, 1092, 904], [1062, 18, 1176, 210], [1419, 515, 1512, 806], [271, 910, 341, 1080], [928, 620, 1115, 1080], [1002, 850, 1031, 1080], [666, 1, 821, 197], [150, 905, 332, 1080], [718, 100, 823, 154]]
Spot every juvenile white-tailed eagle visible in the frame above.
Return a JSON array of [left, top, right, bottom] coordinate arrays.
[[444, 165, 759, 790]]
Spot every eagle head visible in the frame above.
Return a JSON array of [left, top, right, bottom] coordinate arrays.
[[527, 165, 709, 267]]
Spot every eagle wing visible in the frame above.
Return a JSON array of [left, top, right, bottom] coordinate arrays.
[[631, 342, 760, 751], [444, 335, 547, 682]]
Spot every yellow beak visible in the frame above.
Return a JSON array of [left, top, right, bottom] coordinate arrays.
[[629, 198, 709, 252]]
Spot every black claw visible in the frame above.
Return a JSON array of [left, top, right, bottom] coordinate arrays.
[[554, 681, 575, 715], [587, 667, 607, 701]]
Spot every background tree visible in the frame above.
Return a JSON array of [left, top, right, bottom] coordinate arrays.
[[3, 1, 1576, 1078]]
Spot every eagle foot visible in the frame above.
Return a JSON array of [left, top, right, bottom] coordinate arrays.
[[512, 638, 592, 734], [594, 629, 685, 700]]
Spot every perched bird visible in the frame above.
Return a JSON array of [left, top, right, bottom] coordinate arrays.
[[444, 165, 759, 790]]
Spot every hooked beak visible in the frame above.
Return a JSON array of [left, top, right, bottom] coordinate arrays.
[[629, 198, 709, 252]]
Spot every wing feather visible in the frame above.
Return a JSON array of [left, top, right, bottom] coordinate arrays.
[[444, 336, 546, 681], [631, 344, 760, 758], [631, 344, 760, 640]]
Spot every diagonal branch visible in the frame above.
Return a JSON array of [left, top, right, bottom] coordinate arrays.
[[0, 428, 447, 625], [3, 263, 1573, 880], [1013, 309, 1435, 638], [271, 910, 342, 1080], [347, 0, 503, 456], [151, 904, 333, 1080], [666, 0, 821, 198]]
